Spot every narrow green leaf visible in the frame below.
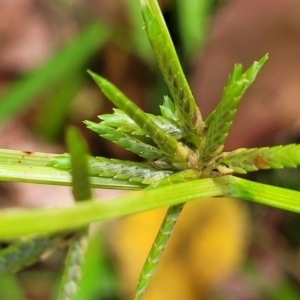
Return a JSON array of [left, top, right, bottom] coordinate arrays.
[[36, 74, 84, 141], [66, 127, 92, 201], [0, 22, 108, 123], [57, 128, 92, 300], [125, 0, 154, 63], [229, 176, 300, 213], [175, 0, 211, 58], [0, 177, 229, 239], [1, 176, 300, 241], [202, 54, 268, 159]]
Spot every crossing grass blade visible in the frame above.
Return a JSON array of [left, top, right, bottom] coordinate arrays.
[[140, 0, 205, 148], [57, 128, 92, 300], [88, 71, 196, 170], [202, 55, 268, 160]]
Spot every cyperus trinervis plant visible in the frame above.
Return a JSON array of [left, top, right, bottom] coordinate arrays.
[[0, 0, 300, 299]]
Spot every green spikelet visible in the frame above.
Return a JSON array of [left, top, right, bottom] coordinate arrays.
[[93, 157, 173, 183], [140, 0, 205, 147], [50, 154, 173, 184], [217, 144, 300, 174], [85, 121, 165, 161], [99, 108, 184, 139], [135, 169, 201, 299], [88, 72, 196, 170], [202, 54, 268, 160]]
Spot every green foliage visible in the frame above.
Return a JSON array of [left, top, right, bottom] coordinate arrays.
[[175, 0, 211, 58], [88, 71, 194, 170], [67, 128, 93, 201], [0, 0, 300, 299], [0, 275, 25, 300], [0, 22, 108, 123]]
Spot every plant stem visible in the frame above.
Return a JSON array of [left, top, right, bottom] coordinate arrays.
[[0, 177, 229, 239], [1, 176, 300, 240]]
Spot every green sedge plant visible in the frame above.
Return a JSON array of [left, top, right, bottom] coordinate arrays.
[[0, 0, 300, 299]]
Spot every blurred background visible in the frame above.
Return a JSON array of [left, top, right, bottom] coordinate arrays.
[[1, 0, 300, 299]]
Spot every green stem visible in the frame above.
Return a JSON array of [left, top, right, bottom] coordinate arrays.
[[1, 176, 300, 240], [229, 176, 300, 211], [0, 177, 228, 239]]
